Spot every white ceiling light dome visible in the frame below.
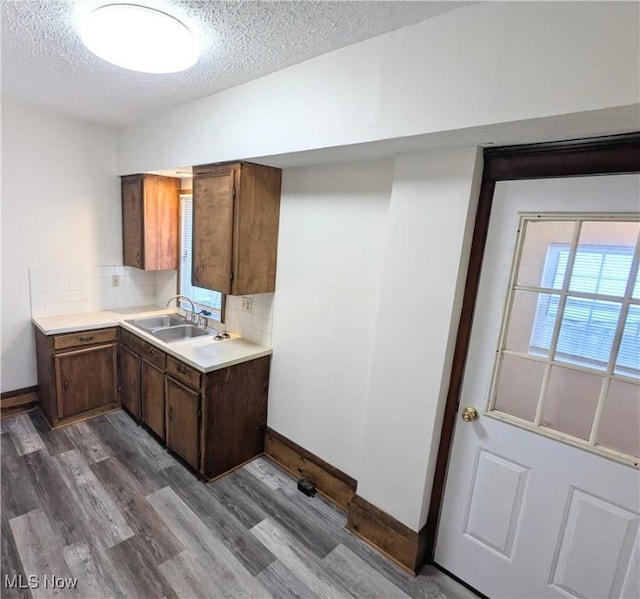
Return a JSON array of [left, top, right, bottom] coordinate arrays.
[[80, 3, 199, 74]]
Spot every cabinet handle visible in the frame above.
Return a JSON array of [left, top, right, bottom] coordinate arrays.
[[136, 251, 141, 264], [177, 365, 186, 374], [78, 335, 94, 342], [63, 380, 69, 389]]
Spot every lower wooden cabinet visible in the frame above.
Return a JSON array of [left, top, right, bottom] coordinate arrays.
[[54, 344, 118, 419], [35, 323, 270, 481], [141, 360, 165, 439], [165, 376, 200, 469], [34, 327, 119, 427], [202, 356, 270, 479], [121, 329, 167, 439], [120, 344, 140, 418]]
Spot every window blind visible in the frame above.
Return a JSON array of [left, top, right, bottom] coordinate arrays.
[[616, 304, 640, 377], [530, 243, 638, 377], [179, 195, 223, 313]]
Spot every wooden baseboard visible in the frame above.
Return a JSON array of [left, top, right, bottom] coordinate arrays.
[[347, 494, 428, 575], [264, 428, 428, 573], [49, 403, 120, 430], [1, 386, 38, 418], [264, 427, 357, 511]]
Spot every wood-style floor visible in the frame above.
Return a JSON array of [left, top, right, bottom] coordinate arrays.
[[1, 410, 474, 599]]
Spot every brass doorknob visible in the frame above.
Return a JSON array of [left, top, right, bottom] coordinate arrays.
[[461, 406, 479, 422]]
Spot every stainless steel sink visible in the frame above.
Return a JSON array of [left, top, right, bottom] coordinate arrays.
[[149, 324, 212, 343], [127, 314, 188, 330], [126, 314, 216, 343]]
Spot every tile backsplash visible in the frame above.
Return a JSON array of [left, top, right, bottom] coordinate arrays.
[[224, 293, 274, 347], [29, 265, 275, 347], [29, 265, 159, 317]]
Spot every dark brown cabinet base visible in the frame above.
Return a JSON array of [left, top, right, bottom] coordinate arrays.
[[141, 360, 165, 440], [35, 324, 270, 481], [166, 376, 200, 469], [34, 327, 119, 427], [202, 356, 270, 479], [120, 344, 140, 418], [54, 344, 118, 419]]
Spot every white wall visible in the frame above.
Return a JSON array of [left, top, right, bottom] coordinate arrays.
[[268, 160, 393, 475], [117, 1, 639, 174], [267, 149, 482, 531], [1, 99, 119, 392], [112, 0, 639, 533], [357, 148, 482, 530]]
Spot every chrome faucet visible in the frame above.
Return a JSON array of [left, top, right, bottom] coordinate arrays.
[[197, 309, 211, 329], [166, 295, 196, 323]]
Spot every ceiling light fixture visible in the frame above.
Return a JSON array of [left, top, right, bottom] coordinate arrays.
[[80, 3, 199, 74]]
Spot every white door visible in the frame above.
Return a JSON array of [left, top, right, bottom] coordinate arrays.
[[436, 174, 640, 599]]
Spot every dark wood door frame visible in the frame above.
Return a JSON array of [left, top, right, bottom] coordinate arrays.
[[425, 132, 640, 562]]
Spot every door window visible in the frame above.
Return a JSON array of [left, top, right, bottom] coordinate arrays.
[[489, 216, 640, 464]]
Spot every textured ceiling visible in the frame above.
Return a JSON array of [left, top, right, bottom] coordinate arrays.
[[1, 1, 467, 127]]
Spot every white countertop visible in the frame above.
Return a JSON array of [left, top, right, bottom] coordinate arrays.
[[32, 305, 272, 374]]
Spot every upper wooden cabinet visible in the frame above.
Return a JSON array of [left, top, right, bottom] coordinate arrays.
[[121, 174, 180, 271], [192, 162, 281, 295]]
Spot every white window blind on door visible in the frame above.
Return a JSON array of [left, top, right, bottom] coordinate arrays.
[[489, 216, 640, 463], [179, 195, 223, 313], [530, 244, 637, 373]]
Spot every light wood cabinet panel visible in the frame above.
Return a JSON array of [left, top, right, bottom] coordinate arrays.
[[121, 174, 179, 271], [192, 161, 281, 295], [122, 176, 144, 269], [166, 376, 200, 469], [53, 344, 118, 420], [141, 360, 165, 439], [120, 344, 140, 419]]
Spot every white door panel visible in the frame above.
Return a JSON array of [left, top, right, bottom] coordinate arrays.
[[551, 488, 639, 599], [435, 175, 640, 599]]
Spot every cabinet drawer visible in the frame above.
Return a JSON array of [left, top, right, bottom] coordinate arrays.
[[166, 356, 201, 390], [121, 329, 166, 369], [52, 328, 118, 351]]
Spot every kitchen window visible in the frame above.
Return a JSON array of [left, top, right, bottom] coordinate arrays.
[[178, 194, 224, 319]]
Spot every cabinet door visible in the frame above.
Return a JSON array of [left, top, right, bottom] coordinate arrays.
[[54, 344, 118, 419], [192, 167, 235, 293], [141, 360, 165, 439], [143, 175, 179, 270], [122, 176, 144, 269], [202, 356, 270, 478], [165, 376, 200, 469], [233, 162, 282, 295], [120, 345, 140, 419]]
